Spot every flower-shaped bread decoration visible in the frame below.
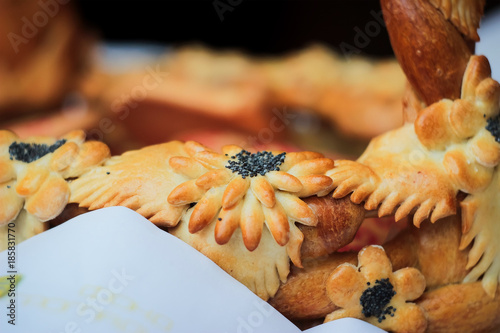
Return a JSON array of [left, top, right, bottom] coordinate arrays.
[[69, 141, 192, 227], [328, 55, 500, 297], [328, 55, 500, 228], [0, 130, 110, 224], [169, 207, 292, 301], [325, 245, 427, 333], [167, 141, 334, 267], [328, 126, 459, 227], [460, 167, 500, 298]]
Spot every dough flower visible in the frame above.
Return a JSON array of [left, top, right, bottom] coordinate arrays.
[[325, 245, 427, 333], [329, 55, 500, 227], [327, 56, 500, 296], [70, 141, 190, 227], [168, 141, 334, 266], [0, 130, 110, 224]]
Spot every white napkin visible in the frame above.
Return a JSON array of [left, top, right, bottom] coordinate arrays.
[[0, 207, 384, 333]]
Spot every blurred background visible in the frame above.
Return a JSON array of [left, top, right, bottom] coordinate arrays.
[[1, 0, 500, 157], [75, 0, 500, 57], [76, 0, 396, 57]]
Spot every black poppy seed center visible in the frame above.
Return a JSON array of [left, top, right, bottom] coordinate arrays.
[[225, 150, 286, 178], [8, 139, 67, 163], [360, 278, 396, 323], [486, 114, 500, 143]]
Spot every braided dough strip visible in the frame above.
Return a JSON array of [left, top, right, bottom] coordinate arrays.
[[428, 0, 485, 41]]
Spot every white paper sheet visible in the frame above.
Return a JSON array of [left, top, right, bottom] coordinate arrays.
[[0, 207, 384, 333], [477, 6, 500, 79]]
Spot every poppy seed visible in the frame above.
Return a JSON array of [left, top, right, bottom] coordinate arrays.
[[486, 115, 500, 143], [225, 150, 286, 178], [8, 139, 67, 163], [360, 278, 396, 322]]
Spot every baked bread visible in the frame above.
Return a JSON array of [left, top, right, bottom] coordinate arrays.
[[0, 0, 93, 114], [251, 0, 495, 331], [0, 129, 109, 250], [69, 140, 364, 299], [84, 43, 407, 146], [380, 0, 474, 105], [1, 124, 499, 331], [324, 245, 427, 333], [328, 55, 500, 227], [327, 15, 500, 303], [86, 45, 272, 144], [1, 1, 499, 331], [259, 44, 407, 139]]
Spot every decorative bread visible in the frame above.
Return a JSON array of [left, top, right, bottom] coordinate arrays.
[[91, 45, 271, 141], [69, 141, 191, 228], [0, 130, 109, 223], [0, 1, 93, 113], [2, 1, 499, 331], [167, 142, 336, 266], [70, 140, 365, 300], [259, 44, 407, 139], [269, 215, 469, 319], [327, 56, 500, 298], [324, 245, 427, 333], [170, 207, 291, 300], [380, 0, 473, 105], [1, 128, 498, 332], [428, 0, 485, 41], [0, 129, 109, 250], [84, 43, 407, 145], [283, 0, 500, 330]]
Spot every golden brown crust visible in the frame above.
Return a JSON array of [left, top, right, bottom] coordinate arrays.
[[413, 215, 470, 288], [414, 57, 499, 153], [0, 2, 93, 113], [460, 168, 500, 297], [0, 130, 109, 224], [68, 139, 367, 302], [328, 126, 459, 226], [169, 207, 292, 301], [299, 195, 365, 259], [402, 84, 426, 124], [4, 127, 498, 330], [69, 141, 190, 228], [269, 252, 357, 320], [166, 142, 336, 267], [418, 282, 500, 333], [327, 56, 500, 286], [270, 214, 470, 321], [381, 0, 473, 105], [324, 245, 427, 333]]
